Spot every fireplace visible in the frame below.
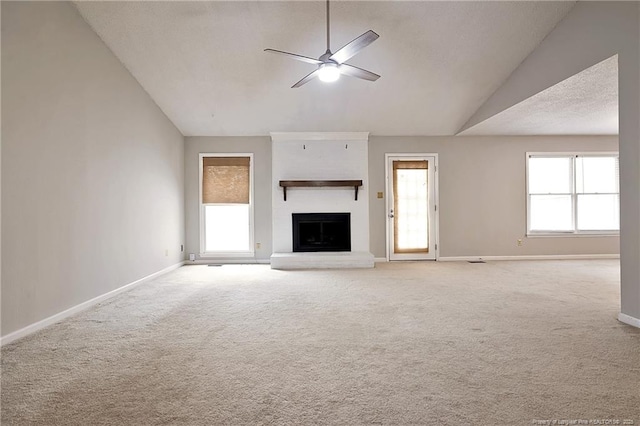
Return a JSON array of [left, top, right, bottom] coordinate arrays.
[[270, 133, 374, 269], [292, 213, 351, 252]]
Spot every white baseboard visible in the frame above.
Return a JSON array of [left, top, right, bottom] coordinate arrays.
[[438, 254, 620, 262], [0, 261, 186, 346], [618, 312, 640, 328], [374, 257, 388, 263]]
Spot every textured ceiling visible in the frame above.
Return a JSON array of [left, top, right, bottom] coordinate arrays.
[[74, 1, 576, 136], [459, 55, 619, 136]]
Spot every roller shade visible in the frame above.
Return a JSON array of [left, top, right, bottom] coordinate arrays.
[[202, 156, 250, 204], [393, 160, 427, 170]]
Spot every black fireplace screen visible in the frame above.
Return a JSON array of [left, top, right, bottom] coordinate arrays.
[[292, 213, 351, 252]]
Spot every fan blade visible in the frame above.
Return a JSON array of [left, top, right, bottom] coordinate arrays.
[[264, 49, 322, 65], [292, 69, 321, 88], [329, 30, 379, 64], [339, 64, 380, 82]]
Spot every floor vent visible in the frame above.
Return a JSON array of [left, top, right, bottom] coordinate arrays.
[[468, 260, 486, 264], [207, 264, 222, 267]]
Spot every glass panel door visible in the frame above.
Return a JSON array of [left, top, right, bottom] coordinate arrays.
[[387, 156, 437, 260]]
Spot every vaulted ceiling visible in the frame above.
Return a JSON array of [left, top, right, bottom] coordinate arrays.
[[74, 1, 596, 137], [460, 54, 619, 136]]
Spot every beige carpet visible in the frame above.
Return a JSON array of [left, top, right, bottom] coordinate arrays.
[[2, 260, 639, 425]]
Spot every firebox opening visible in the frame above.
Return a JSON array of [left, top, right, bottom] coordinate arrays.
[[292, 213, 351, 252]]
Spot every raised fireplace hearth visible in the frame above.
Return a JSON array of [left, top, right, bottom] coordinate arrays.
[[293, 213, 351, 252]]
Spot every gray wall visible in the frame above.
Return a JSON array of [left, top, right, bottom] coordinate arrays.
[[368, 136, 620, 258], [184, 137, 272, 262], [1, 2, 185, 336], [458, 2, 639, 321], [184, 135, 618, 261]]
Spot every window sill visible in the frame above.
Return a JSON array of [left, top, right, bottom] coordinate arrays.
[[200, 251, 255, 258], [526, 233, 619, 238]]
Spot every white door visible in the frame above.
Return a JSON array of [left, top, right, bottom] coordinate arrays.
[[386, 155, 438, 260]]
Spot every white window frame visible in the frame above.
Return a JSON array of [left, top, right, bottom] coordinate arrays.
[[526, 152, 619, 237], [199, 153, 255, 257]]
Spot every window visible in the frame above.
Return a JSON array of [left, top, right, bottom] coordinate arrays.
[[527, 153, 619, 235], [200, 154, 253, 256], [393, 160, 429, 252]]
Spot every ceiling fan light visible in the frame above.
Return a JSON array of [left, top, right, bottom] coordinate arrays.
[[318, 63, 341, 82]]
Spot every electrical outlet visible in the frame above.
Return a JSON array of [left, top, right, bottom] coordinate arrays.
[[517, 239, 523, 246], [256, 242, 261, 249], [189, 253, 196, 261]]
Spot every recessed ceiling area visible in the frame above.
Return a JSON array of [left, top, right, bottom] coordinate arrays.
[[459, 55, 619, 136], [74, 1, 576, 136]]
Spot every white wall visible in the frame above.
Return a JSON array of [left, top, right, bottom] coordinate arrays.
[[1, 2, 185, 337], [368, 136, 620, 259], [184, 137, 272, 262], [271, 134, 370, 254]]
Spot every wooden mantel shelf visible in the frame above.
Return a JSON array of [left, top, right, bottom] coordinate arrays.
[[279, 180, 363, 201]]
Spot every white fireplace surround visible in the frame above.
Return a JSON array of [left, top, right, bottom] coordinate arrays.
[[270, 132, 374, 269]]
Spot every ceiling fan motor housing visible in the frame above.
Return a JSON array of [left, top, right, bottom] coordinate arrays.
[[319, 51, 334, 63]]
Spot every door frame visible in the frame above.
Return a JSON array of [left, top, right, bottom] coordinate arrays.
[[384, 153, 440, 261]]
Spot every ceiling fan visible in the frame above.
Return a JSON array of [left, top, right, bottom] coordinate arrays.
[[265, 0, 380, 88]]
